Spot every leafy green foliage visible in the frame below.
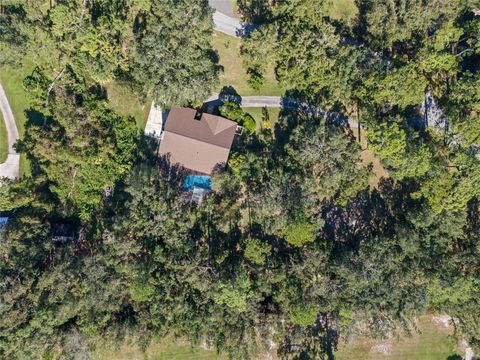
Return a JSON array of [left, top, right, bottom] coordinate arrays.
[[47, 0, 140, 81], [358, 0, 460, 51], [219, 101, 256, 133], [2, 0, 480, 359], [287, 304, 319, 327], [273, 1, 342, 108], [241, 26, 276, 90], [372, 64, 427, 108], [129, 275, 156, 302], [19, 67, 138, 219], [243, 238, 271, 265], [368, 121, 433, 180], [131, 0, 219, 106], [0, 2, 29, 66], [412, 155, 480, 214], [285, 118, 369, 205], [213, 280, 250, 313], [283, 222, 318, 247]]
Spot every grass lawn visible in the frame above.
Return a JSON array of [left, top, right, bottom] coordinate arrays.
[[95, 337, 227, 360], [102, 81, 150, 129], [0, 61, 35, 177], [353, 127, 389, 188], [243, 106, 280, 130], [212, 31, 284, 97], [98, 315, 461, 360], [327, 0, 359, 24], [335, 315, 462, 360], [0, 112, 7, 163], [231, 0, 240, 18]]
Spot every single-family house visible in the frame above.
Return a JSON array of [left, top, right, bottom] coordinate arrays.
[[159, 107, 237, 175], [158, 107, 238, 204]]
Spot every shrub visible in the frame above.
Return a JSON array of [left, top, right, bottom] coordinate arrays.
[[129, 276, 155, 302], [283, 222, 318, 247], [219, 101, 257, 134], [244, 238, 271, 265], [287, 304, 319, 327], [242, 114, 256, 133], [219, 101, 244, 123]]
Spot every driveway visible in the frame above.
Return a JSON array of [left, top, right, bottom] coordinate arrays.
[[0, 83, 20, 180], [207, 11, 359, 128], [206, 93, 359, 128]]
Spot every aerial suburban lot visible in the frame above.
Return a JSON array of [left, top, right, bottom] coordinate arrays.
[[0, 1, 479, 359]]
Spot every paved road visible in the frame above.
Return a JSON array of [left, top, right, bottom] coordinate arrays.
[[209, 0, 241, 37], [240, 96, 282, 107], [0, 83, 20, 180], [213, 10, 242, 37], [209, 0, 233, 16]]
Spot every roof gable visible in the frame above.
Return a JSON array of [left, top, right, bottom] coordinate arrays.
[[159, 108, 237, 174], [164, 108, 237, 149], [204, 113, 235, 135]]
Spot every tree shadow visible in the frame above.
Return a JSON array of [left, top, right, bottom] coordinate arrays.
[[236, 0, 272, 24], [203, 86, 242, 110], [277, 319, 338, 360], [24, 108, 46, 127], [88, 84, 108, 100], [273, 89, 350, 156], [156, 153, 192, 187], [236, 22, 261, 38], [323, 178, 420, 252], [281, 89, 350, 127], [219, 85, 242, 104], [14, 108, 59, 176]]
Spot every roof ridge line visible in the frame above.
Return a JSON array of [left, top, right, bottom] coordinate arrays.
[[163, 130, 231, 150]]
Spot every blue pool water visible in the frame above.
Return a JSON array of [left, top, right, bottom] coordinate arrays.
[[182, 175, 212, 192]]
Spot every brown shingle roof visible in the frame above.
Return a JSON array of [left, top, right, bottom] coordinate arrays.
[[159, 108, 237, 175]]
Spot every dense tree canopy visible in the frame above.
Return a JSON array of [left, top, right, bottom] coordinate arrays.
[[131, 0, 220, 106], [0, 1, 29, 65], [19, 67, 138, 219]]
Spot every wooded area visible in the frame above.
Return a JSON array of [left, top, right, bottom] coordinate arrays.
[[0, 0, 479, 359]]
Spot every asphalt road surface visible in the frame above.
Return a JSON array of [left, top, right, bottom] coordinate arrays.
[[212, 10, 242, 37], [206, 93, 359, 128], [0, 83, 20, 180], [209, 0, 234, 16]]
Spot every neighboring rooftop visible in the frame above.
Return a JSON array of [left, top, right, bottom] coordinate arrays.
[[159, 107, 237, 175]]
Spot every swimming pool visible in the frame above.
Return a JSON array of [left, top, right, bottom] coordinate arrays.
[[182, 175, 212, 192]]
